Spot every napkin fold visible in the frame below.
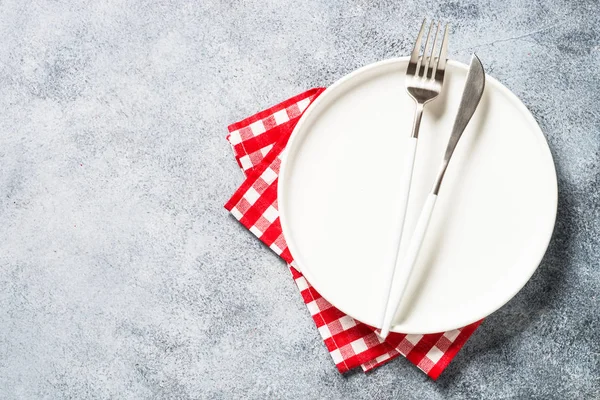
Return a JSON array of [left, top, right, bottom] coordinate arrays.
[[225, 88, 482, 379]]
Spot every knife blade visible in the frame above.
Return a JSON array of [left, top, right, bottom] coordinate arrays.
[[433, 54, 485, 194]]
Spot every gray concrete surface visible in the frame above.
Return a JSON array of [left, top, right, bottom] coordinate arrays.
[[0, 0, 599, 399]]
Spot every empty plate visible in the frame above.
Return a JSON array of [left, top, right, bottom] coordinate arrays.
[[278, 58, 557, 334]]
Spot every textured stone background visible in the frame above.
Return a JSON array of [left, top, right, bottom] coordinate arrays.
[[0, 0, 599, 399]]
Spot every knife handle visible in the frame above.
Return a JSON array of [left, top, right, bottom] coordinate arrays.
[[380, 193, 438, 339]]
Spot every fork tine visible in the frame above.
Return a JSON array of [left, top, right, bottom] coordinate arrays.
[[410, 19, 427, 65], [424, 22, 440, 79], [436, 23, 450, 73], [418, 21, 435, 77]]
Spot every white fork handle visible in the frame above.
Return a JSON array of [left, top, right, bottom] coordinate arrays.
[[379, 136, 417, 328], [380, 193, 438, 339]]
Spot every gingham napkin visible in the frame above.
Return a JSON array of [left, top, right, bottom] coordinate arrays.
[[225, 88, 482, 379]]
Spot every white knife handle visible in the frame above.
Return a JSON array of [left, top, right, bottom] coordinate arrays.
[[380, 193, 438, 339]]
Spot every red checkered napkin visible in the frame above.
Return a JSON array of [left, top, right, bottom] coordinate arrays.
[[225, 88, 482, 379]]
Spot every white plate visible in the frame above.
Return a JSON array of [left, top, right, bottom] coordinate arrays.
[[278, 58, 557, 334]]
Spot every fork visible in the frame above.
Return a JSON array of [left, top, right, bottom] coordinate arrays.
[[380, 20, 449, 339]]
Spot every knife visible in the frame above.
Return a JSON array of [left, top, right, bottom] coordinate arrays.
[[380, 54, 486, 338]]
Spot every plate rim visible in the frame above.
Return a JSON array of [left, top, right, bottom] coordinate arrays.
[[278, 57, 558, 334]]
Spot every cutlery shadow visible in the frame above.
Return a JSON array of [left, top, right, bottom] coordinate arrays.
[[429, 76, 452, 122]]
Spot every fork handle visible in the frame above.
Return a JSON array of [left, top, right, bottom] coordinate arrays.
[[411, 103, 424, 138], [380, 193, 438, 339], [379, 136, 417, 337]]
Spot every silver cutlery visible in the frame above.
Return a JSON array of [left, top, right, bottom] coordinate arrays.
[[380, 19, 449, 337], [380, 54, 486, 338]]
